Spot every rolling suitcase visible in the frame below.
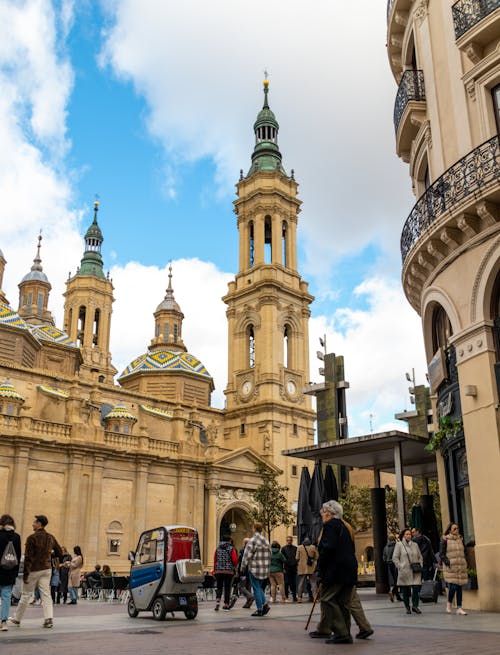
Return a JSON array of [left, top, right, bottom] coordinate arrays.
[[419, 567, 439, 603]]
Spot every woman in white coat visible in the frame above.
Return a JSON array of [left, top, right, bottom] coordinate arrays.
[[392, 528, 423, 615]]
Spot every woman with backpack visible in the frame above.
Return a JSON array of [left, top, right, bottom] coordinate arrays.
[[0, 514, 22, 631], [213, 534, 238, 611]]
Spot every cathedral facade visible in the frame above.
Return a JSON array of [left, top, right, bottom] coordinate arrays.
[[0, 81, 315, 570]]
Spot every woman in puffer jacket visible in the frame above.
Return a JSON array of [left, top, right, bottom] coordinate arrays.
[[439, 523, 468, 615]]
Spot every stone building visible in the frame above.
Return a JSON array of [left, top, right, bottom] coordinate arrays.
[[387, 0, 500, 610], [0, 81, 314, 571]]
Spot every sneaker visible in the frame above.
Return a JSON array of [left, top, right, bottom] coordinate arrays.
[[242, 597, 254, 609], [222, 604, 230, 611], [456, 608, 467, 615], [229, 595, 237, 609], [42, 619, 53, 629], [251, 609, 263, 616], [9, 618, 20, 627], [261, 603, 270, 616], [214, 602, 220, 612], [356, 629, 374, 639], [1, 621, 8, 632]]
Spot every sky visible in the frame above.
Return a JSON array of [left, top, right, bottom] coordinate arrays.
[[0, 0, 429, 436]]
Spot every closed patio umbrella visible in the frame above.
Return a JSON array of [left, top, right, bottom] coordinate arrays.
[[297, 466, 312, 544], [309, 461, 325, 544], [323, 464, 339, 502]]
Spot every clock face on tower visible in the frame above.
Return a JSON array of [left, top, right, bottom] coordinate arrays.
[[286, 380, 297, 396], [241, 380, 253, 396]]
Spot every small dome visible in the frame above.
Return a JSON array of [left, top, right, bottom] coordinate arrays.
[[119, 349, 212, 381], [21, 269, 49, 284], [0, 379, 25, 402], [104, 403, 137, 423]]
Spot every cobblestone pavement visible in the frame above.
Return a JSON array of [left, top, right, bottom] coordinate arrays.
[[1, 592, 499, 655]]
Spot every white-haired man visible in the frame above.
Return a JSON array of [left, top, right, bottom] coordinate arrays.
[[311, 500, 358, 645]]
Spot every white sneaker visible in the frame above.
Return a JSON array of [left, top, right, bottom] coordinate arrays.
[[1, 621, 8, 631]]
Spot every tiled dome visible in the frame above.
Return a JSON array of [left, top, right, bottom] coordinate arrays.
[[0, 379, 25, 402], [119, 349, 211, 381]]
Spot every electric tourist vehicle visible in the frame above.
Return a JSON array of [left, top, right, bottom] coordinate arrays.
[[128, 525, 204, 620]]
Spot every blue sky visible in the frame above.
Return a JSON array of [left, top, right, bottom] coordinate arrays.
[[0, 0, 428, 435]]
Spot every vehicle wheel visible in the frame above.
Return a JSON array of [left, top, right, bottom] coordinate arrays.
[[127, 597, 139, 618], [184, 608, 197, 620], [152, 597, 167, 621]]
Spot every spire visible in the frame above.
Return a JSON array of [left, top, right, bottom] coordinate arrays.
[[78, 200, 105, 279], [21, 233, 49, 284], [150, 263, 186, 352], [248, 77, 287, 177]]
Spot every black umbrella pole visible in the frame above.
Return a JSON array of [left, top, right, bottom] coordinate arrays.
[[371, 487, 389, 594]]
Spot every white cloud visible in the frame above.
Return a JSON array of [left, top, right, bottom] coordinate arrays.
[[110, 258, 232, 408], [99, 0, 414, 274], [309, 277, 427, 435], [0, 0, 80, 321]]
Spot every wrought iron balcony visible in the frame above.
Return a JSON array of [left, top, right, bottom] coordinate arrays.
[[401, 135, 500, 264], [394, 70, 425, 135], [452, 0, 500, 39]]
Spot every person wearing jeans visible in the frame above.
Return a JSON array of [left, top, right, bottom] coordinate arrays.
[[240, 522, 271, 617], [0, 514, 22, 631], [439, 523, 468, 615], [12, 515, 62, 629]]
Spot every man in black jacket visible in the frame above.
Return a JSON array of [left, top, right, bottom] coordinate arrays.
[[281, 536, 297, 602], [311, 500, 358, 645], [411, 527, 434, 581]]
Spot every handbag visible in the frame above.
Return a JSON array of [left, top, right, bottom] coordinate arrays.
[[0, 538, 18, 569], [304, 545, 314, 567], [402, 541, 422, 575]]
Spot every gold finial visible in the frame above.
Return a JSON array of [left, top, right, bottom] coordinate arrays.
[[263, 69, 269, 88], [94, 193, 99, 208]]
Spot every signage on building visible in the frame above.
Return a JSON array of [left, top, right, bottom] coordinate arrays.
[[428, 347, 446, 392]]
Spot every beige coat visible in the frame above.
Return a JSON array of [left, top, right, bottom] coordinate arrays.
[[442, 535, 468, 586], [392, 538, 423, 586], [296, 543, 318, 575], [68, 554, 83, 587]]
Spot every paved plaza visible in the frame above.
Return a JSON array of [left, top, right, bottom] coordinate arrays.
[[1, 590, 499, 655]]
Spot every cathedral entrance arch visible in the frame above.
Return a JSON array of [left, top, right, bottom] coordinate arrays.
[[219, 506, 252, 552]]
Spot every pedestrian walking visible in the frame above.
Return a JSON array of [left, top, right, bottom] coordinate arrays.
[[57, 547, 71, 604], [281, 535, 298, 602], [310, 500, 358, 644], [383, 534, 402, 601], [213, 534, 238, 611], [10, 514, 62, 629], [0, 514, 22, 632], [240, 522, 271, 617], [269, 541, 287, 603], [439, 523, 468, 615], [393, 527, 423, 615], [65, 545, 83, 604], [412, 527, 435, 581], [296, 537, 318, 602], [236, 538, 254, 608], [49, 555, 60, 603]]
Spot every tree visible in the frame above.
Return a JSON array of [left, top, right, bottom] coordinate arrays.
[[250, 462, 294, 539], [339, 480, 441, 536]]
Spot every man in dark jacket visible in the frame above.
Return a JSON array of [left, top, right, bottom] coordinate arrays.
[[311, 500, 357, 645], [281, 536, 297, 602], [411, 527, 434, 581], [11, 515, 62, 629]]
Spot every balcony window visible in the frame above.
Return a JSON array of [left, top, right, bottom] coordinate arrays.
[[493, 84, 500, 134], [394, 70, 426, 135]]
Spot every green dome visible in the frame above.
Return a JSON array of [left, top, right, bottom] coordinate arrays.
[[78, 201, 105, 279], [248, 80, 287, 176]]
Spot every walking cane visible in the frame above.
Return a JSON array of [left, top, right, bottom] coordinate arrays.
[[304, 588, 321, 630]]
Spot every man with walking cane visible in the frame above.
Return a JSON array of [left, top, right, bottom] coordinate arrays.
[[306, 500, 365, 644]]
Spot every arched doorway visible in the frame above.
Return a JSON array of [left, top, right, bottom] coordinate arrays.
[[219, 507, 252, 552]]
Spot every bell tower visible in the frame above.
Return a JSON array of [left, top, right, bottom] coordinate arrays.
[[63, 201, 116, 383], [223, 79, 315, 473]]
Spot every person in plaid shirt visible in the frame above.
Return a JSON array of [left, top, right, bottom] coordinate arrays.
[[241, 522, 271, 617]]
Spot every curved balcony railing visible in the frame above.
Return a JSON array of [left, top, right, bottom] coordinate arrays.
[[394, 70, 425, 135], [401, 134, 500, 263], [452, 0, 500, 39]]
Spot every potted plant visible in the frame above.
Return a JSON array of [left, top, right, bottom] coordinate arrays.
[[425, 416, 463, 453]]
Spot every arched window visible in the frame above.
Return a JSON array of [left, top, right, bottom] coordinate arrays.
[[264, 215, 272, 263], [163, 322, 169, 339], [174, 324, 179, 342], [77, 306, 86, 347], [282, 221, 288, 267], [284, 325, 291, 369], [93, 309, 100, 347], [249, 221, 255, 267], [37, 293, 44, 314], [431, 305, 452, 354], [248, 325, 255, 369]]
